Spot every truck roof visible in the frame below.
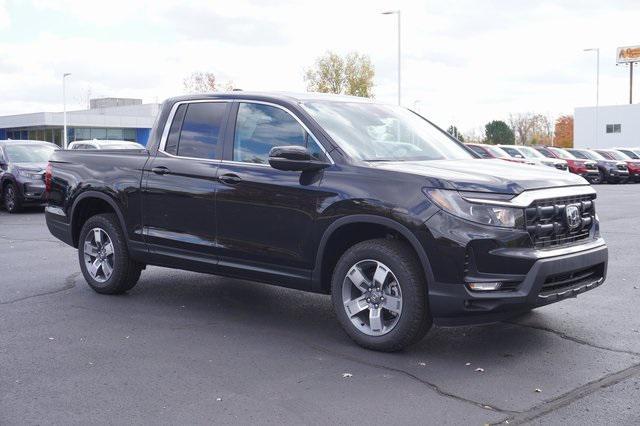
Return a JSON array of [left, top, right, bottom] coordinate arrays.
[[164, 91, 375, 105]]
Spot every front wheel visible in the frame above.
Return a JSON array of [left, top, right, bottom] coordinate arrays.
[[331, 238, 431, 352], [78, 213, 142, 294], [3, 183, 22, 213]]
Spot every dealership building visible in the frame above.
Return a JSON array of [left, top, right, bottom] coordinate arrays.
[[574, 103, 640, 149], [0, 98, 160, 147]]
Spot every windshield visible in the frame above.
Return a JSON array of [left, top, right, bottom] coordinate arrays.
[[603, 150, 629, 160], [483, 145, 508, 158], [5, 144, 56, 163], [618, 149, 640, 159], [549, 147, 575, 159], [500, 146, 525, 158], [536, 147, 556, 158], [301, 101, 474, 161], [580, 150, 606, 160], [518, 146, 545, 159]]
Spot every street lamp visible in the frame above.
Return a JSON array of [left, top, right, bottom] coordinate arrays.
[[382, 10, 401, 106], [62, 73, 72, 148], [584, 48, 599, 146]]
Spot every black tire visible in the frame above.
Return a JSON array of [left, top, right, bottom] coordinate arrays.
[[78, 213, 142, 294], [3, 182, 22, 213], [331, 238, 432, 352]]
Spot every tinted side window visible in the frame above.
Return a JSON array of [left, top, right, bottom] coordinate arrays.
[[176, 102, 227, 160], [165, 104, 187, 155], [234, 103, 315, 164]]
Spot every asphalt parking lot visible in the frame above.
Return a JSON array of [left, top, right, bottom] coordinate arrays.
[[1, 185, 639, 425]]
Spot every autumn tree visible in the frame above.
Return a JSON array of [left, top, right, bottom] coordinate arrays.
[[447, 125, 464, 142], [484, 120, 514, 145], [530, 114, 554, 146], [508, 113, 555, 145], [304, 51, 375, 97], [554, 115, 574, 148], [183, 72, 234, 93]]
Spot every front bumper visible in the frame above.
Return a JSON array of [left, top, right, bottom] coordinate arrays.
[[428, 241, 608, 326], [17, 180, 47, 205]]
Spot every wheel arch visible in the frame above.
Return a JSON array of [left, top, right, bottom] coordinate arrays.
[[312, 215, 434, 294], [70, 191, 128, 248]]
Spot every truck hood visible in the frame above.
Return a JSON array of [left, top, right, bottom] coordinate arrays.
[[367, 158, 588, 194]]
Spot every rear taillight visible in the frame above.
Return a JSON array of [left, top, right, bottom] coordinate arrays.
[[45, 162, 52, 194]]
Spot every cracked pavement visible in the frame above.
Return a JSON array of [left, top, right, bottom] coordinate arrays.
[[1, 185, 639, 425]]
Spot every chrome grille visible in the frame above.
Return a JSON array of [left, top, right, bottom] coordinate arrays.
[[585, 163, 596, 170], [525, 194, 596, 248]]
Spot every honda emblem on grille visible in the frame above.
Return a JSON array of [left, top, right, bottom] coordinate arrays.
[[565, 204, 581, 230]]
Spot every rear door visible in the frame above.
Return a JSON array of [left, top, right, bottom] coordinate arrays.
[[215, 101, 332, 287], [142, 100, 230, 266]]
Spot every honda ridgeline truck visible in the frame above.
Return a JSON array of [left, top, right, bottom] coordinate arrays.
[[45, 93, 608, 351]]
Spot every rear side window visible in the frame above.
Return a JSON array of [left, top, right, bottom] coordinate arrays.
[[164, 102, 227, 160], [233, 103, 324, 164]]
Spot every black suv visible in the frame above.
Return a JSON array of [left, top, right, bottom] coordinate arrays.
[[45, 93, 608, 351], [0, 140, 58, 213]]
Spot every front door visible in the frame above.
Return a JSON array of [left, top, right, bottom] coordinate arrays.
[[215, 101, 331, 287], [142, 101, 230, 266]]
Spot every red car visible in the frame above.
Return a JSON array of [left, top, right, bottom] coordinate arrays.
[[594, 149, 640, 182], [466, 143, 534, 164], [533, 146, 600, 183]]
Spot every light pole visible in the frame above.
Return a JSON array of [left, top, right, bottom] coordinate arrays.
[[62, 73, 72, 148], [584, 48, 599, 146], [382, 10, 401, 106]]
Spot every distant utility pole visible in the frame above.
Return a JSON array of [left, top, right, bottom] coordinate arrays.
[[62, 73, 72, 148], [630, 62, 634, 104], [382, 10, 401, 106], [584, 48, 599, 145]]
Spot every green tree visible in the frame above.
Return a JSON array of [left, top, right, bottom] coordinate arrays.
[[447, 125, 464, 142], [485, 120, 515, 145], [304, 51, 375, 97]]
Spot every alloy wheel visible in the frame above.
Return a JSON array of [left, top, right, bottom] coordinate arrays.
[[341, 259, 403, 336], [5, 186, 15, 211], [83, 228, 115, 283]]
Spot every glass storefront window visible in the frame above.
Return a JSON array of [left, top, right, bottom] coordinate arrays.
[[123, 129, 136, 141], [90, 128, 107, 139], [106, 128, 124, 140]]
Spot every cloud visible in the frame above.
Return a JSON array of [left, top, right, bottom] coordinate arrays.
[[0, 0, 9, 29], [1, 0, 640, 130]]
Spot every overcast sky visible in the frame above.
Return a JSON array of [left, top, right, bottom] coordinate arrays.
[[0, 0, 638, 133]]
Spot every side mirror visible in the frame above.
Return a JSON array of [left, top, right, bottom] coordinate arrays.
[[268, 146, 330, 172]]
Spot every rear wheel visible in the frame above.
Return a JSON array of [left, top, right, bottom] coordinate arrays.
[[331, 238, 431, 352], [78, 213, 142, 294], [3, 183, 22, 213]]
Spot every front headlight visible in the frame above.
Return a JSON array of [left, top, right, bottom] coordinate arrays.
[[424, 188, 525, 228], [16, 169, 42, 179], [541, 161, 556, 167]]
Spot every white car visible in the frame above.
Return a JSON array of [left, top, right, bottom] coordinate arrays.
[[68, 140, 145, 150], [498, 145, 569, 171]]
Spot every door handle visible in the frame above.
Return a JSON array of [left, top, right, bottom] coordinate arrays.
[[219, 173, 242, 184], [151, 166, 170, 175]]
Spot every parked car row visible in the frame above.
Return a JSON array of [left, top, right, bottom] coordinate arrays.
[[466, 142, 640, 184], [1, 139, 145, 213]]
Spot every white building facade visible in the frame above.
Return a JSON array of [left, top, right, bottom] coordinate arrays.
[[574, 104, 640, 149]]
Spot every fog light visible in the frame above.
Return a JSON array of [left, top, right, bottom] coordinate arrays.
[[468, 282, 502, 291]]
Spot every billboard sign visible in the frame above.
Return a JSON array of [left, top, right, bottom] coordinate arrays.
[[617, 45, 640, 64]]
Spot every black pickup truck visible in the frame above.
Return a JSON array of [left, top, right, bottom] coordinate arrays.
[[45, 92, 608, 351]]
